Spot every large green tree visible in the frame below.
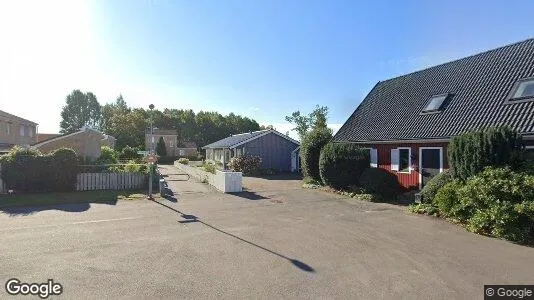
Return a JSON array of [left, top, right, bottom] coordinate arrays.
[[98, 95, 261, 150], [285, 105, 330, 140], [101, 94, 131, 134], [59, 90, 102, 134]]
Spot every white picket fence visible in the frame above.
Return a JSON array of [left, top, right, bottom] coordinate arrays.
[[76, 172, 147, 191]]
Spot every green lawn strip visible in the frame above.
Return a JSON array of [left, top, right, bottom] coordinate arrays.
[[0, 190, 148, 208]]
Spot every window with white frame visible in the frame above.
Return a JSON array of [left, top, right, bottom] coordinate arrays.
[[7, 123, 11, 135], [28, 126, 33, 137], [508, 77, 534, 101], [20, 125, 25, 136], [362, 148, 377, 168], [391, 147, 411, 173]]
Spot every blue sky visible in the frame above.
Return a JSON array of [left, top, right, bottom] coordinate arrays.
[[1, 0, 534, 138]]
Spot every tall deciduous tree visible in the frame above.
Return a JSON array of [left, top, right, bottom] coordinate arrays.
[[101, 94, 131, 134], [285, 105, 331, 140], [60, 90, 102, 134]]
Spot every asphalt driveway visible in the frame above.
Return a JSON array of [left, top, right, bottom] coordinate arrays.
[[0, 166, 532, 299]]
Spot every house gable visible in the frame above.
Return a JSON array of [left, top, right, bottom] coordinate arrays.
[[236, 131, 299, 171]]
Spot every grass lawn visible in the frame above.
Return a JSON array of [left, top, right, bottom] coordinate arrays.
[[0, 190, 149, 208]]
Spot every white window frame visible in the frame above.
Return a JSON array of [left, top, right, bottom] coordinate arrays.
[[361, 147, 378, 168], [6, 123, 11, 135], [396, 147, 412, 174], [20, 125, 25, 137], [28, 126, 33, 137], [418, 147, 444, 190]]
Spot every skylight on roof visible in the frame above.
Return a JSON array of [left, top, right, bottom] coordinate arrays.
[[509, 78, 534, 101], [422, 94, 448, 113]]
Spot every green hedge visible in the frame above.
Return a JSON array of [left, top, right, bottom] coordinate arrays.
[[448, 126, 521, 181], [300, 128, 332, 182], [433, 167, 534, 244], [358, 168, 402, 199], [319, 142, 369, 189], [0, 147, 78, 193], [420, 170, 453, 203], [118, 145, 141, 161]]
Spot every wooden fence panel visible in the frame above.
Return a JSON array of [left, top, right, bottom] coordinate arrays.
[[76, 173, 147, 191]]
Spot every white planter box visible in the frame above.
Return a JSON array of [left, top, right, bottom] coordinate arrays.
[[213, 171, 242, 193], [173, 162, 242, 193]]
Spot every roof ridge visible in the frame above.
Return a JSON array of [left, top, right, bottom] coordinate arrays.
[[231, 129, 270, 136], [380, 37, 534, 84]]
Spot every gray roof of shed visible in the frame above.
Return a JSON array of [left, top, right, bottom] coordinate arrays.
[[333, 38, 534, 143], [202, 130, 270, 149], [202, 129, 299, 149]]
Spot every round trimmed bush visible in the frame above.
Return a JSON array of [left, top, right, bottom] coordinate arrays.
[[319, 142, 369, 189], [358, 168, 401, 199], [420, 170, 453, 203], [178, 158, 189, 165], [119, 145, 141, 161], [300, 128, 332, 182], [433, 180, 464, 219]]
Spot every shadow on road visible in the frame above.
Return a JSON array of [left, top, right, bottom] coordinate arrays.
[[229, 191, 269, 200], [244, 173, 303, 181], [149, 199, 315, 273], [0, 201, 117, 216], [162, 187, 178, 203]]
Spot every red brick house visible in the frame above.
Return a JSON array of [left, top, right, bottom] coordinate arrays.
[[333, 39, 534, 190]]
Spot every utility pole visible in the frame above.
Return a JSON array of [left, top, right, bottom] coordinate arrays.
[[148, 103, 155, 200]]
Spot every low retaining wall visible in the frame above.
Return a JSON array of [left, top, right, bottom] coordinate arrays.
[[173, 162, 242, 193], [187, 160, 204, 167]]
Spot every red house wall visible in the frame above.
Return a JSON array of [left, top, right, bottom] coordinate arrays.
[[360, 142, 449, 190]]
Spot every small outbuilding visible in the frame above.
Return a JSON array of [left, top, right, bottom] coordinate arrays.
[[32, 127, 116, 160], [202, 129, 300, 172]]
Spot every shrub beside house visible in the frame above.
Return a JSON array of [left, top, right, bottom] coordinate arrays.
[[409, 127, 534, 244]]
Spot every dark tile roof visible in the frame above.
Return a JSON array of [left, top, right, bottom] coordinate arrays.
[[333, 38, 534, 143], [202, 130, 270, 149]]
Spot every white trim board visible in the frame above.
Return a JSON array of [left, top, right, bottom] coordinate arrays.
[[396, 147, 412, 174], [337, 139, 450, 145], [418, 147, 443, 190]]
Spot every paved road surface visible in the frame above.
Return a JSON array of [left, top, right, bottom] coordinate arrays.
[[0, 165, 532, 299]]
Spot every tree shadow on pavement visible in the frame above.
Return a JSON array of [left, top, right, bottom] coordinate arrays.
[[228, 191, 269, 200], [149, 199, 315, 273], [0, 201, 117, 216]]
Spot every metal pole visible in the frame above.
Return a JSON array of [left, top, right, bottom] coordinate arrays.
[[148, 162, 153, 199], [148, 104, 155, 200]]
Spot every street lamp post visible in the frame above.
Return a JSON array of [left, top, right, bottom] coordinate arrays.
[[148, 103, 155, 200]]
